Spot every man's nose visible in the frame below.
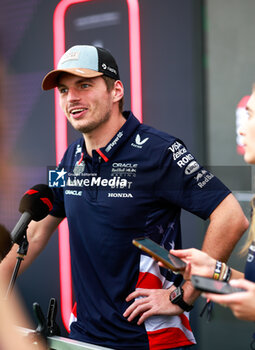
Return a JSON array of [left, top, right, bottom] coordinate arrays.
[[67, 87, 80, 102]]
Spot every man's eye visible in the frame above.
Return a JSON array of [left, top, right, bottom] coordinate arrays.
[[59, 87, 68, 94], [81, 83, 89, 89]]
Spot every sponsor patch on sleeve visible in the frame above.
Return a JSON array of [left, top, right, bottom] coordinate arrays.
[[168, 141, 200, 174]]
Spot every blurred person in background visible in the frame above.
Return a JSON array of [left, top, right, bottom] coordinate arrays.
[[168, 84, 255, 321]]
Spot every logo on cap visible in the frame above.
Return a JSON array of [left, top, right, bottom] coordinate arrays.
[[59, 51, 80, 66], [101, 63, 118, 76]]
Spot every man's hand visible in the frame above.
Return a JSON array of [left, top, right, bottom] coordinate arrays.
[[123, 286, 183, 325]]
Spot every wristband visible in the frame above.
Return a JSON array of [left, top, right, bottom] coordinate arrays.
[[223, 266, 232, 282], [219, 262, 226, 280], [213, 260, 222, 280]]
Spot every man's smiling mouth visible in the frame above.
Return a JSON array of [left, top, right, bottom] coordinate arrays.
[[70, 108, 87, 115]]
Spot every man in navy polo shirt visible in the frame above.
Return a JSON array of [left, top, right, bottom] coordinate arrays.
[[0, 45, 249, 349]]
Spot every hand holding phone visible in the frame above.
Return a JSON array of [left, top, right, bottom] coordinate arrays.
[[132, 237, 186, 272], [191, 275, 245, 294]]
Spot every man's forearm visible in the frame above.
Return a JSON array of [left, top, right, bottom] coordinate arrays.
[[182, 194, 249, 305]]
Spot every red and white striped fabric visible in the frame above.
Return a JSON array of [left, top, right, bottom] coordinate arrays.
[[136, 255, 196, 349], [69, 254, 196, 349]]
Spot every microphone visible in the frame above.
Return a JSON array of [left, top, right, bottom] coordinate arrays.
[[11, 184, 54, 244]]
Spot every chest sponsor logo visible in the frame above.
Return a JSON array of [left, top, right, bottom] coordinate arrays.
[[108, 192, 133, 198], [131, 134, 149, 149], [111, 162, 138, 177], [65, 190, 82, 196]]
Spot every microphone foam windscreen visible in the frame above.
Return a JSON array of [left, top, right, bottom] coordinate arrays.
[[19, 184, 54, 221]]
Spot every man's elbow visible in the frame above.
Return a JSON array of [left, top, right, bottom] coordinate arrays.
[[238, 213, 249, 236], [211, 193, 249, 237], [229, 205, 250, 240]]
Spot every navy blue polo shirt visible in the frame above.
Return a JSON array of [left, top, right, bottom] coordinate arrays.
[[50, 111, 230, 349]]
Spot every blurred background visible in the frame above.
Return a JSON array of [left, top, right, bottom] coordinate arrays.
[[0, 0, 254, 348]]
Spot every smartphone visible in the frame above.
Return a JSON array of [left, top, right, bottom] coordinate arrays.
[[132, 237, 186, 272], [191, 275, 245, 294]]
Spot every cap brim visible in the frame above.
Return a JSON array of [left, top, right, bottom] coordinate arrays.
[[42, 68, 103, 90]]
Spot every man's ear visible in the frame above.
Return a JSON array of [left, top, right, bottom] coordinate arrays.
[[112, 80, 124, 103]]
